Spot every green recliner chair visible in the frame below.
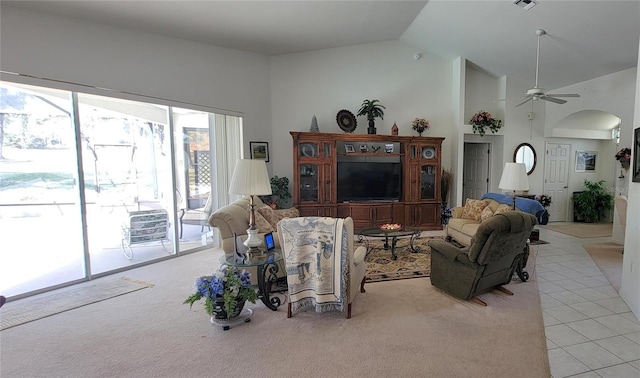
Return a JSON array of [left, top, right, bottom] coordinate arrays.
[[430, 211, 536, 306]]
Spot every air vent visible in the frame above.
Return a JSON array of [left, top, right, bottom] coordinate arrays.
[[513, 0, 538, 11]]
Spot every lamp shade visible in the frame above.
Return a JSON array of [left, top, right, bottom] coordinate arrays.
[[229, 159, 272, 196], [498, 162, 530, 191]]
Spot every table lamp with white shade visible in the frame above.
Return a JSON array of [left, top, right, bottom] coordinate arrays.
[[498, 162, 529, 210], [229, 159, 272, 254]]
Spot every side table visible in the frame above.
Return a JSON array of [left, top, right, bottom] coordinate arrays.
[[219, 250, 283, 311]]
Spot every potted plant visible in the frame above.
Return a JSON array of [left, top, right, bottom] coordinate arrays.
[[572, 180, 614, 223], [357, 99, 386, 135], [536, 194, 552, 225], [184, 266, 258, 320], [469, 110, 503, 137], [260, 175, 291, 209]]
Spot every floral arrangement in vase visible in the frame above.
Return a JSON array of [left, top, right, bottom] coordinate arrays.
[[469, 110, 503, 136], [615, 147, 631, 169], [184, 266, 258, 320], [411, 118, 430, 135]]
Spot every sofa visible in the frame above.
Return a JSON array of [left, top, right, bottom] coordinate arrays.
[[208, 196, 299, 283], [208, 195, 299, 255], [446, 193, 544, 247]]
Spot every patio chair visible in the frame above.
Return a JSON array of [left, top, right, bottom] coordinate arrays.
[[179, 192, 213, 239]]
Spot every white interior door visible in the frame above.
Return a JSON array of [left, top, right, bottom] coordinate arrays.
[[543, 143, 570, 222], [463, 143, 490, 200]]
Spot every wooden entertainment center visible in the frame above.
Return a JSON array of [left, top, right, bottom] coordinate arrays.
[[291, 132, 444, 230]]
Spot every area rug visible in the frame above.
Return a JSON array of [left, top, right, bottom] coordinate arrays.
[[0, 277, 154, 330], [583, 242, 624, 291], [360, 236, 441, 283], [539, 222, 612, 238]]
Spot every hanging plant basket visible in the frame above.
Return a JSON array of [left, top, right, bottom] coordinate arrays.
[[620, 160, 630, 170], [469, 110, 502, 137]]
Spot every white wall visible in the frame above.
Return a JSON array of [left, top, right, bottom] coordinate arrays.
[[0, 5, 273, 167], [546, 69, 637, 142], [619, 40, 640, 320], [269, 40, 454, 181]]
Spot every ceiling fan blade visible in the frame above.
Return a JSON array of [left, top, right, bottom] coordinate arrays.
[[545, 93, 580, 98], [541, 96, 567, 104], [515, 97, 533, 107]]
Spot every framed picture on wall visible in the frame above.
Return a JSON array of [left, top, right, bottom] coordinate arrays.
[[250, 141, 269, 162], [633, 128, 640, 183], [575, 150, 597, 172]]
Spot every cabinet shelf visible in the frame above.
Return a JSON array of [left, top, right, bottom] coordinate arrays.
[[291, 132, 444, 230]]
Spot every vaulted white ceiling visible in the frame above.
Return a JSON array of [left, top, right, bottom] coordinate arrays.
[[5, 1, 640, 91]]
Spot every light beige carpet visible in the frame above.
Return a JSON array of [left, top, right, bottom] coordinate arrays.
[[539, 222, 612, 238], [583, 242, 624, 291], [0, 277, 154, 330], [0, 248, 550, 378], [362, 236, 438, 283]]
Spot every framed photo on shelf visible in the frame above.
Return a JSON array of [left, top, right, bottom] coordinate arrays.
[[344, 144, 355, 153], [575, 150, 596, 172], [633, 128, 640, 183], [250, 141, 269, 162]]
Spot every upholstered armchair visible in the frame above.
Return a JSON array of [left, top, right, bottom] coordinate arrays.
[[276, 217, 366, 319], [430, 211, 536, 306]]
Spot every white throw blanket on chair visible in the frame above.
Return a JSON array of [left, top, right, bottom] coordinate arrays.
[[278, 217, 347, 314]]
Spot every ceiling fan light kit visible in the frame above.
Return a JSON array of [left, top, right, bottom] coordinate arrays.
[[515, 29, 580, 107]]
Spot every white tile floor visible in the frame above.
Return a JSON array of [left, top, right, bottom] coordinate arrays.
[[533, 228, 640, 378]]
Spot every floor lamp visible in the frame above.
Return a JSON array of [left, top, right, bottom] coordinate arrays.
[[498, 162, 529, 210], [229, 159, 272, 254]]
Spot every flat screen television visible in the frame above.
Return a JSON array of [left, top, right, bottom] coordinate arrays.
[[337, 162, 402, 202]]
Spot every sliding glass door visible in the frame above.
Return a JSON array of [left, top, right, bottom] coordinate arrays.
[[0, 80, 244, 299], [0, 83, 84, 296], [77, 93, 177, 274]]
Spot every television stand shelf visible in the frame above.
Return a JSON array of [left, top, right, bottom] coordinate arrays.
[[291, 132, 444, 230]]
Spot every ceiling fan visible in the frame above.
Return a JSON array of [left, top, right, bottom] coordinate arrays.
[[514, 29, 580, 107]]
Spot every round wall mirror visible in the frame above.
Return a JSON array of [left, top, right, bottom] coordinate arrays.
[[514, 143, 536, 175]]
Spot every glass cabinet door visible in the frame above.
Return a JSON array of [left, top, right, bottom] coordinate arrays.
[[323, 142, 332, 158], [420, 165, 436, 200], [410, 145, 418, 159], [299, 143, 319, 158], [300, 164, 318, 202], [421, 146, 437, 160]]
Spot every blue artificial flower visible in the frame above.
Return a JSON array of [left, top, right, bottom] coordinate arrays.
[[195, 276, 211, 297], [239, 270, 252, 286]]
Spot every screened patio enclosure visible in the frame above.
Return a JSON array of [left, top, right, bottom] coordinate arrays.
[[0, 81, 243, 299]]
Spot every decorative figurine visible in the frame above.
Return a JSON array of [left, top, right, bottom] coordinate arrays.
[[310, 115, 319, 132], [391, 122, 398, 136]]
